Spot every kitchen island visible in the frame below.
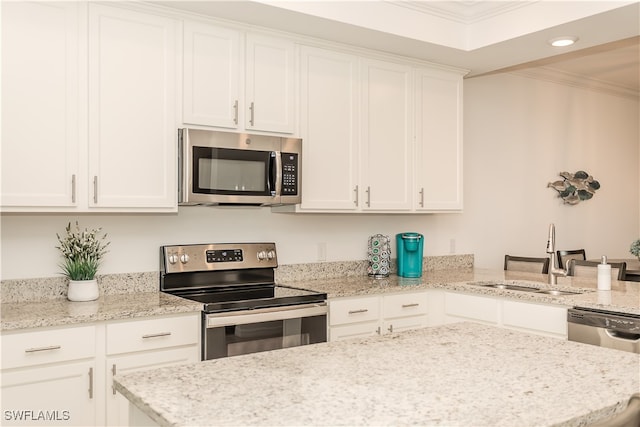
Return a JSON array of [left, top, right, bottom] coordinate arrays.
[[114, 322, 639, 427]]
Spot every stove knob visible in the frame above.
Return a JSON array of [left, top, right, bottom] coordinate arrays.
[[257, 251, 267, 260], [180, 254, 190, 264], [168, 254, 178, 264], [267, 250, 276, 260]]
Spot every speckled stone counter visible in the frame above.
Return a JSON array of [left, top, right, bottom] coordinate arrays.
[[0, 292, 202, 331], [115, 322, 640, 427], [281, 268, 640, 315]]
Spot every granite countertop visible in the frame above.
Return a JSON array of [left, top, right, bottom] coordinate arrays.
[[0, 292, 202, 331], [2, 268, 637, 331], [281, 268, 640, 315], [115, 322, 640, 427]]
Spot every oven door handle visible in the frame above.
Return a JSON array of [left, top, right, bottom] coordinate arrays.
[[206, 303, 327, 328]]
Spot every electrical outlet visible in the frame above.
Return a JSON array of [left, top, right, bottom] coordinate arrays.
[[318, 242, 327, 261], [449, 238, 456, 254]]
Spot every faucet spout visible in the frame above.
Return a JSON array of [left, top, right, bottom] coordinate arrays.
[[546, 223, 566, 284]]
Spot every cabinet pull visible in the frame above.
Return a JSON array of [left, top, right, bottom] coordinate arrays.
[[402, 303, 420, 308], [71, 174, 76, 203], [249, 102, 255, 126], [348, 309, 368, 315], [366, 186, 371, 207], [93, 176, 98, 204], [88, 367, 94, 399], [142, 332, 171, 339], [419, 188, 424, 208], [388, 324, 393, 333], [354, 185, 359, 206], [112, 364, 117, 395], [25, 345, 61, 353], [376, 326, 381, 335], [233, 100, 238, 124]]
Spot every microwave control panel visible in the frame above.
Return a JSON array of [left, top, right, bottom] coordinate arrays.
[[281, 153, 298, 196]]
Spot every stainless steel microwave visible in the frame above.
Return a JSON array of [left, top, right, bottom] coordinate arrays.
[[178, 129, 302, 206]]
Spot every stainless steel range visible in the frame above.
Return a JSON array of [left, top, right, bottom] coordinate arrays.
[[160, 243, 327, 360]]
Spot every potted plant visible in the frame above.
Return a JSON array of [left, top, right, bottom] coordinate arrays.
[[56, 222, 109, 301], [631, 239, 640, 262]]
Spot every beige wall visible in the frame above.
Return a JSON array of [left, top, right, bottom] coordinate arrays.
[[1, 72, 638, 280]]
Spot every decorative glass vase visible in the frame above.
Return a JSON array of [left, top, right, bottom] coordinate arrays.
[[67, 279, 99, 302]]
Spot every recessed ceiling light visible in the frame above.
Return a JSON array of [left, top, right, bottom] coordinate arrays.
[[548, 36, 579, 47]]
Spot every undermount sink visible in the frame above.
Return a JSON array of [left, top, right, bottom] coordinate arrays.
[[472, 282, 584, 296], [534, 289, 582, 296]]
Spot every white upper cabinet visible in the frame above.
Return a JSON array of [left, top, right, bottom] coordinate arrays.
[[245, 33, 295, 133], [2, 3, 178, 212], [414, 67, 464, 211], [1, 2, 80, 209], [360, 59, 413, 211], [183, 22, 295, 134], [88, 4, 178, 210], [183, 21, 240, 128], [298, 46, 360, 210]]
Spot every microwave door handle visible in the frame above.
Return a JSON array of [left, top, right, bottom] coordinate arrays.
[[269, 151, 281, 197]]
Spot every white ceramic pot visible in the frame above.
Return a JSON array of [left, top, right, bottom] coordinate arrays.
[[67, 279, 99, 302]]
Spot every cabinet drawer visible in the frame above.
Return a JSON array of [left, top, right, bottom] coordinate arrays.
[[106, 314, 199, 355], [383, 292, 428, 319], [1, 325, 96, 370], [329, 296, 380, 326]]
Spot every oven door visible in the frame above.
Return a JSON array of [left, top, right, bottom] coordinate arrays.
[[203, 303, 327, 360]]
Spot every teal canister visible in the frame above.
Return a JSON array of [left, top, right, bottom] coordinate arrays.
[[396, 233, 424, 278]]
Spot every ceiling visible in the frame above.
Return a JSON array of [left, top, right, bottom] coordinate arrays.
[[151, 0, 640, 97]]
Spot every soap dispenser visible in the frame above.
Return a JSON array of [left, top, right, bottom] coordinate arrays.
[[597, 256, 611, 291]]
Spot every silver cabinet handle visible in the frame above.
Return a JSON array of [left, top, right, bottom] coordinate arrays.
[[88, 367, 94, 399], [366, 186, 371, 207], [249, 102, 255, 126], [376, 326, 381, 335], [142, 332, 171, 339], [348, 309, 368, 315], [402, 303, 420, 308], [25, 345, 61, 353], [354, 185, 359, 206], [71, 174, 76, 203], [233, 100, 238, 125], [112, 364, 117, 395], [419, 188, 424, 208], [388, 324, 393, 333], [93, 176, 98, 204]]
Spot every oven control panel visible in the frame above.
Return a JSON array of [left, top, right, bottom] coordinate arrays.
[[162, 243, 277, 273]]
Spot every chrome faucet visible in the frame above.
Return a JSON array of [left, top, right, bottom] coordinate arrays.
[[546, 223, 566, 285]]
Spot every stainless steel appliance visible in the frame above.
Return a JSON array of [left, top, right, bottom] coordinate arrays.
[[160, 243, 327, 360], [178, 128, 301, 206], [568, 307, 640, 353]]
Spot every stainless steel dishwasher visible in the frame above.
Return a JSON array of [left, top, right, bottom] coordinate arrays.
[[568, 307, 640, 354]]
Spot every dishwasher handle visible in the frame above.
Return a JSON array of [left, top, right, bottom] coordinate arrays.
[[605, 329, 640, 342]]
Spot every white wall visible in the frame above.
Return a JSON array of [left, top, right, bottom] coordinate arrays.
[[1, 72, 638, 280]]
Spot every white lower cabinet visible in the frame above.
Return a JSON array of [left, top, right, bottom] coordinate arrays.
[[427, 290, 568, 338], [1, 312, 200, 427], [329, 292, 428, 341], [105, 314, 200, 426], [1, 325, 98, 426]]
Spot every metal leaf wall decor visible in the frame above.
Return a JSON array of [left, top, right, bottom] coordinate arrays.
[[547, 170, 600, 205]]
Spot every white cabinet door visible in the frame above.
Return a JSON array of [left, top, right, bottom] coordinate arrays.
[[245, 33, 295, 134], [443, 292, 500, 325], [1, 360, 97, 426], [502, 301, 568, 338], [415, 68, 463, 211], [106, 347, 199, 426], [1, 1, 80, 209], [88, 4, 177, 209], [183, 21, 240, 128], [360, 59, 413, 211], [298, 46, 360, 210]]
